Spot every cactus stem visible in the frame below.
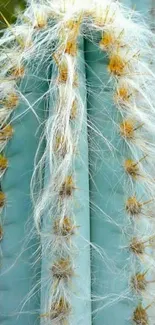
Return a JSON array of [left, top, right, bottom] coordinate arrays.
[[41, 15, 82, 320]]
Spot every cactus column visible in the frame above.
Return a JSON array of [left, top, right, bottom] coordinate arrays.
[[84, 37, 136, 325], [0, 2, 155, 325], [84, 1, 155, 324], [38, 18, 91, 325], [0, 60, 50, 324]]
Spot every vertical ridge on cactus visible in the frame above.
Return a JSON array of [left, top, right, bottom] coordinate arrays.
[[0, 7, 50, 322], [84, 0, 155, 324]]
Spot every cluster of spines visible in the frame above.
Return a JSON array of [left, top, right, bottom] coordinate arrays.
[[95, 4, 155, 324]]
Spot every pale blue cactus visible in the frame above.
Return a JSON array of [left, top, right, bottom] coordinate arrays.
[[0, 1, 155, 325]]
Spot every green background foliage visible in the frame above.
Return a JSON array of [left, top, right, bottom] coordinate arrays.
[[0, 0, 25, 28]]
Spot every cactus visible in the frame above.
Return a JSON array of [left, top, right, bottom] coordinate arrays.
[[85, 1, 155, 324], [0, 1, 155, 325]]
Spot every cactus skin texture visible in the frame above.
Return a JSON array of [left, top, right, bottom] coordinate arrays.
[[0, 1, 155, 325], [0, 61, 50, 324]]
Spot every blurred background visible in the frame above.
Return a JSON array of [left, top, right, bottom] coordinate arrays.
[[0, 0, 26, 28]]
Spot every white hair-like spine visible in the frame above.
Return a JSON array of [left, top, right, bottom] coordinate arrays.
[[38, 15, 85, 324], [1, 0, 155, 324]]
